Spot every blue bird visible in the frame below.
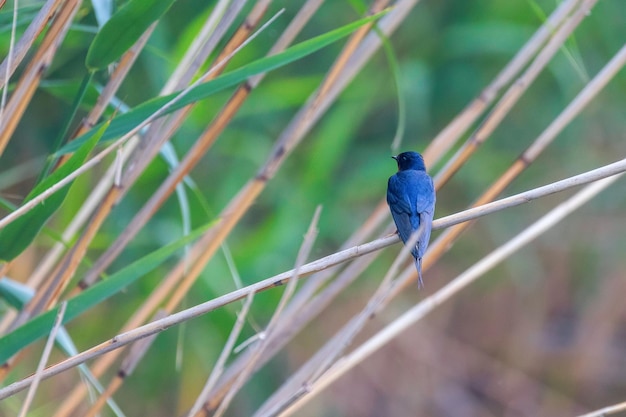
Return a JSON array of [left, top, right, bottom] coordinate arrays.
[[386, 151, 436, 287]]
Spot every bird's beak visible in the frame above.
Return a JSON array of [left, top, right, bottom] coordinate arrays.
[[391, 156, 398, 161]]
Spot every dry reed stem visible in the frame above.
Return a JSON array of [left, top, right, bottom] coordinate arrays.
[[79, 4, 279, 288], [225, 2, 586, 383], [281, 174, 623, 416], [2, 159, 624, 401], [307, 0, 583, 320], [0, 0, 18, 113], [423, 0, 582, 166], [433, 0, 598, 189], [44, 5, 278, 319], [120, 0, 272, 194], [7, 188, 120, 333], [82, 310, 167, 417], [53, 6, 306, 416], [578, 401, 626, 417], [0, 0, 64, 88], [212, 206, 321, 417], [26, 139, 137, 290], [202, 244, 381, 409], [0, 0, 81, 155], [54, 10, 283, 416], [17, 301, 66, 417], [256, 227, 426, 416], [421, 40, 626, 275], [23, 28, 155, 289], [163, 0, 241, 95], [187, 292, 255, 417], [74, 27, 156, 138]]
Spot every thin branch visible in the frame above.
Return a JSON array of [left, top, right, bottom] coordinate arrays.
[[186, 292, 255, 417], [51, 5, 314, 416], [1, 161, 624, 401], [259, 225, 425, 416], [433, 0, 598, 188], [212, 206, 322, 417], [279, 173, 623, 416], [17, 302, 67, 417], [0, 0, 19, 116], [577, 401, 626, 417], [422, 41, 626, 276]]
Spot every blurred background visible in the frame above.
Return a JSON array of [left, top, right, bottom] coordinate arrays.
[[1, 0, 626, 416]]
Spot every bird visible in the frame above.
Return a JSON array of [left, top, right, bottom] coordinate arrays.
[[386, 151, 436, 288]]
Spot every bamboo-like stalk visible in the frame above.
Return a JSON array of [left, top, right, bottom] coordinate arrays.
[[186, 292, 254, 417], [52, 4, 311, 415], [0, 0, 65, 89], [17, 302, 66, 417], [78, 0, 276, 289], [422, 0, 583, 166], [578, 401, 626, 417], [278, 174, 623, 416], [1, 158, 625, 401], [0, 0, 82, 155], [211, 206, 321, 417], [422, 41, 626, 274], [433, 0, 598, 189]]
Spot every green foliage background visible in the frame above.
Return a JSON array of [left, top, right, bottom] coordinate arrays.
[[1, 0, 625, 415]]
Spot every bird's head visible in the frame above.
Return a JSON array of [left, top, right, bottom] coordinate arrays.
[[392, 151, 426, 171]]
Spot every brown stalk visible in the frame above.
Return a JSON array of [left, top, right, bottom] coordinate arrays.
[[416, 37, 626, 283], [82, 310, 166, 417], [76, 27, 156, 138], [0, 0, 81, 155], [433, 0, 598, 189], [165, 0, 390, 314], [203, 0, 587, 402], [210, 206, 322, 417], [7, 187, 120, 331], [58, 1, 388, 412], [426, 0, 583, 165], [4, 159, 626, 402], [78, 0, 273, 289], [51, 4, 292, 415], [0, 0, 65, 88], [187, 292, 255, 417], [26, 28, 155, 290], [202, 251, 380, 410]]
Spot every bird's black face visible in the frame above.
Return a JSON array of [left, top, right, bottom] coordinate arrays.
[[392, 151, 426, 171]]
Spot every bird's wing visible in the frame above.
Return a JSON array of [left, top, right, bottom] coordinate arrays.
[[410, 171, 436, 215], [387, 175, 420, 246]]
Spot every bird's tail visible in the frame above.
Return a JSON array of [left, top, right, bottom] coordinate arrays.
[[415, 257, 424, 289]]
